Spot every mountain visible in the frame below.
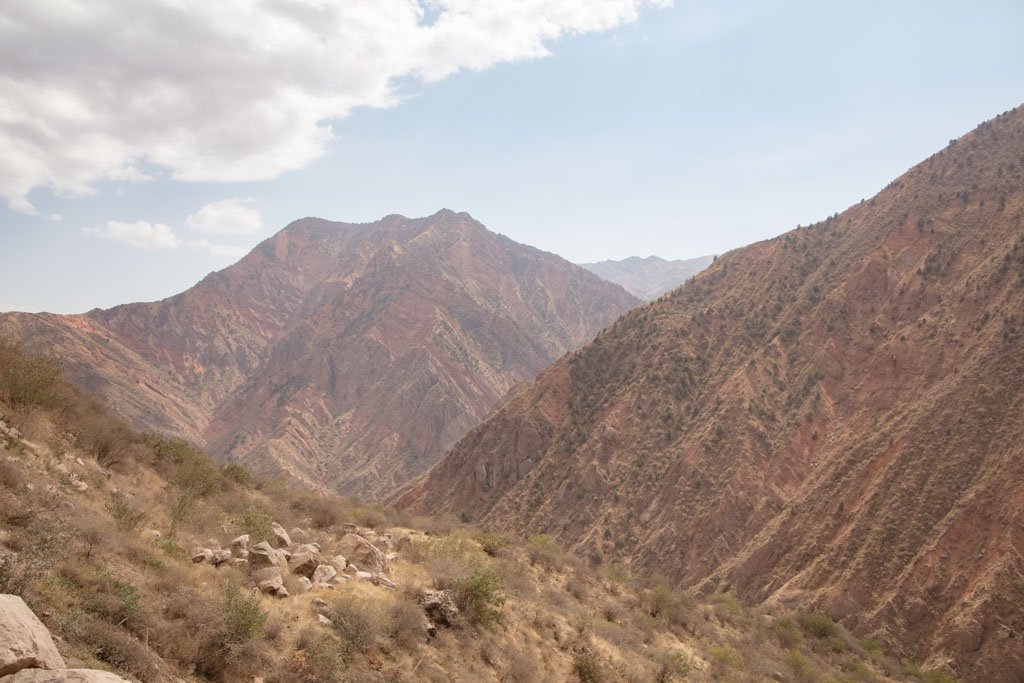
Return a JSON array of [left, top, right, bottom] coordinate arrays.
[[0, 210, 639, 498], [0, 341, 917, 682], [403, 108, 1024, 680], [580, 254, 715, 300]]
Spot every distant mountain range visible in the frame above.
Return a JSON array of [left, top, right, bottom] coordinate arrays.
[[0, 210, 638, 498], [403, 107, 1024, 680], [580, 254, 714, 300]]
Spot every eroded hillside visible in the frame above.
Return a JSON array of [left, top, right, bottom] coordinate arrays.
[[405, 107, 1024, 681], [0, 211, 639, 499], [0, 342, 922, 682]]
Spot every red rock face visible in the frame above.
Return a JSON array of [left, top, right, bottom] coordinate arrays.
[[405, 108, 1024, 680], [0, 210, 638, 499]]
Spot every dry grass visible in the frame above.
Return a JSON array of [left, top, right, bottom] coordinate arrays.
[[0, 342, 934, 682]]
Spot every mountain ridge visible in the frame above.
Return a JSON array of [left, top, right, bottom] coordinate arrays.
[[0, 210, 639, 499], [403, 106, 1024, 680], [580, 254, 715, 300]]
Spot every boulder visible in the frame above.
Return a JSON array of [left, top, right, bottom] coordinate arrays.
[[288, 544, 322, 578], [204, 538, 221, 550], [310, 598, 330, 616], [338, 533, 387, 574], [190, 547, 214, 564], [311, 564, 337, 588], [328, 555, 347, 573], [252, 566, 282, 583], [254, 567, 286, 596], [143, 529, 162, 542], [229, 534, 250, 553], [421, 589, 459, 626], [0, 594, 66, 676], [372, 574, 397, 590], [211, 549, 233, 566], [2, 670, 131, 682], [289, 527, 310, 544], [354, 571, 373, 581], [295, 577, 312, 593], [248, 542, 287, 572], [316, 614, 334, 628], [271, 523, 291, 548]]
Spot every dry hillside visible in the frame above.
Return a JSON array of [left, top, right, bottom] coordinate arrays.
[[0, 341, 931, 682], [404, 106, 1024, 681], [0, 210, 638, 499]]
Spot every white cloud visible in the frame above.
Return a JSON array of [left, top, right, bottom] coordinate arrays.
[[0, 0, 669, 212], [83, 220, 181, 250], [49, 213, 62, 222], [185, 198, 263, 236], [83, 219, 248, 258]]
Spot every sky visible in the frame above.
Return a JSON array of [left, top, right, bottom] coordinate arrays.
[[2, 0, 1024, 314]]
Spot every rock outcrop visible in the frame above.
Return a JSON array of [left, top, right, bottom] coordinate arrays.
[[0, 594, 65, 676], [0, 594, 129, 682]]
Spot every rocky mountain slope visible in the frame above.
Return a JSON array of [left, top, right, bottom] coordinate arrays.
[[580, 254, 715, 300], [404, 107, 1024, 681], [0, 343, 916, 682], [0, 210, 638, 498]]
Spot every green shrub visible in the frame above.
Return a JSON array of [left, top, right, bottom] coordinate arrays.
[[798, 612, 839, 639], [331, 592, 389, 653], [655, 651, 692, 681], [105, 490, 144, 532], [526, 534, 565, 570], [290, 626, 347, 681], [0, 340, 63, 409], [920, 671, 958, 683], [709, 645, 743, 669], [572, 645, 605, 682], [221, 462, 252, 487], [158, 537, 188, 562], [476, 532, 508, 557], [237, 506, 275, 545], [446, 567, 505, 627], [222, 581, 267, 644]]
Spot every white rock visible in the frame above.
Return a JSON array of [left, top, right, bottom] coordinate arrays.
[[0, 594, 66, 676], [311, 564, 337, 588], [271, 523, 291, 548]]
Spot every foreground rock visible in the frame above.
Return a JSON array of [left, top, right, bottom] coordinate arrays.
[[0, 594, 65, 676], [338, 533, 387, 574], [421, 589, 459, 627]]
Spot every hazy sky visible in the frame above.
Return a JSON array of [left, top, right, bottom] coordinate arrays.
[[3, 0, 1024, 314]]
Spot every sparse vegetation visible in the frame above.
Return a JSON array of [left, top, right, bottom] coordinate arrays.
[[0, 338, 952, 681]]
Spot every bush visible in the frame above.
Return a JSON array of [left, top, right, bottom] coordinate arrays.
[[237, 506, 275, 545], [572, 645, 605, 682], [444, 567, 505, 627], [331, 592, 389, 653], [655, 651, 692, 682], [222, 582, 267, 645], [526, 534, 565, 570], [288, 626, 347, 682], [0, 340, 63, 409], [105, 491, 145, 532], [798, 612, 839, 639], [709, 644, 743, 670], [476, 532, 508, 557], [221, 462, 252, 487]]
